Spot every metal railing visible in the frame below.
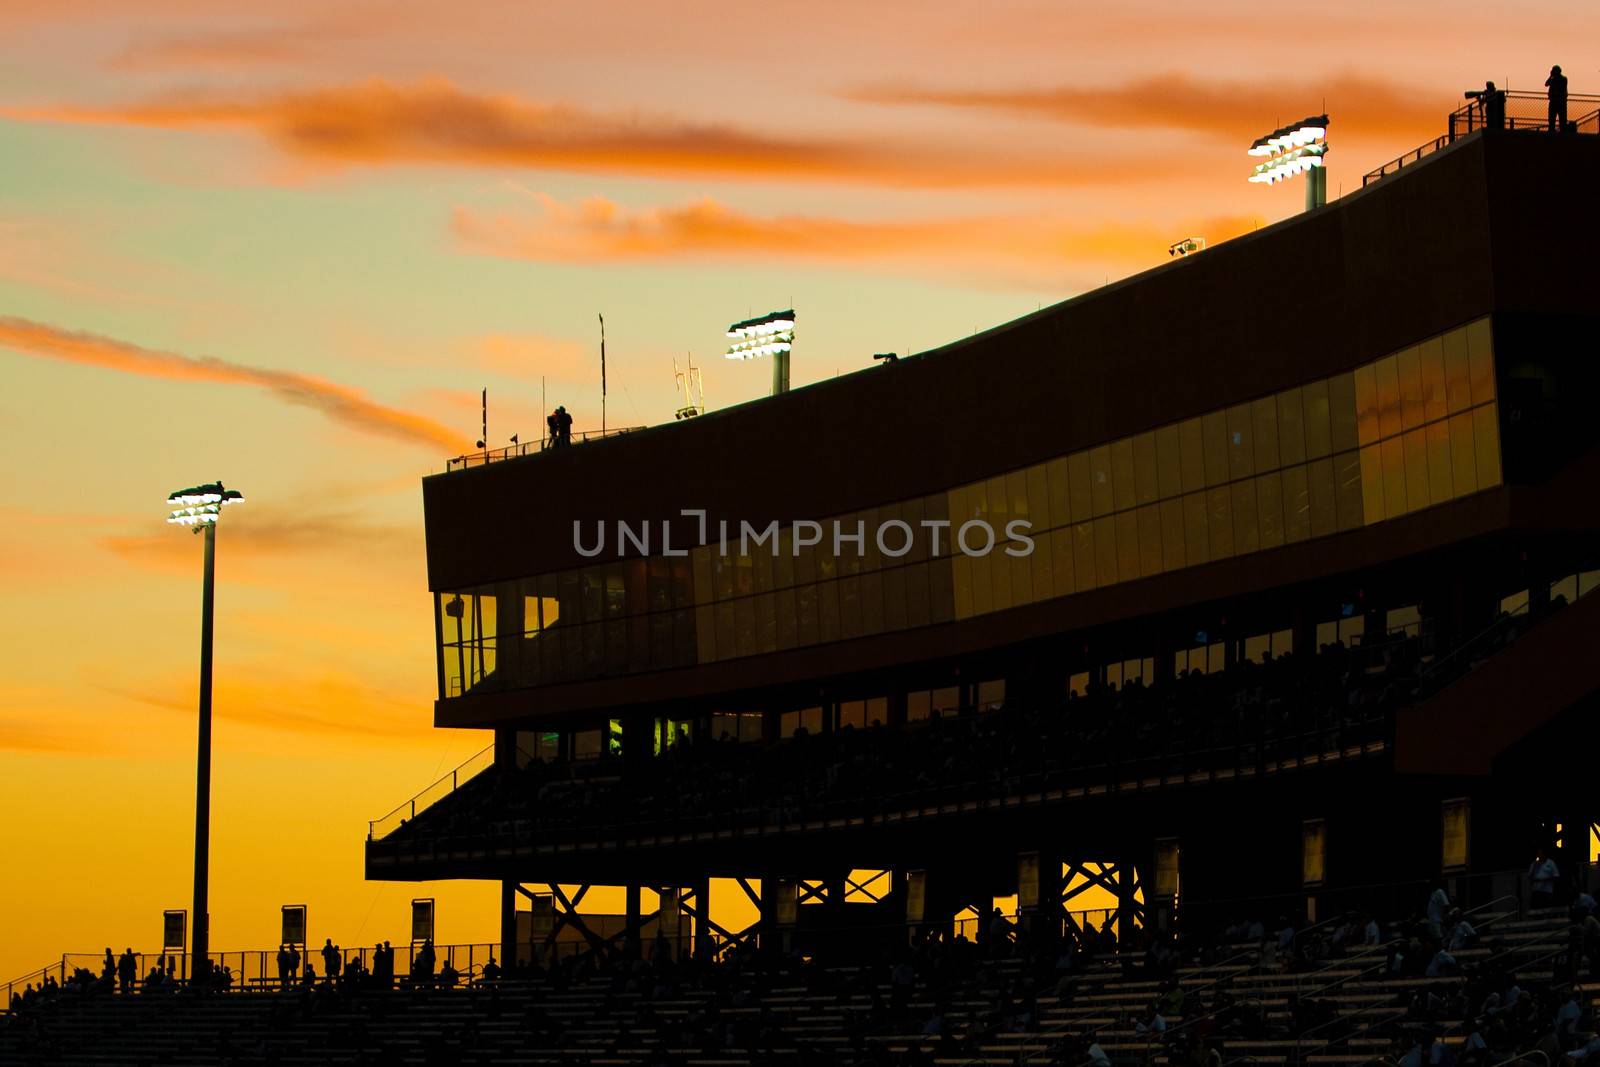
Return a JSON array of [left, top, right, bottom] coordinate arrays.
[[1363, 91, 1600, 186], [445, 426, 646, 472], [368, 744, 494, 841]]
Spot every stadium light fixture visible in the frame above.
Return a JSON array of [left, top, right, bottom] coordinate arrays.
[[164, 479, 244, 985], [1248, 115, 1329, 211], [725, 309, 795, 396], [1169, 237, 1206, 257]]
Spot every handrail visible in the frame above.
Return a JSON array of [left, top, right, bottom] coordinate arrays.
[[445, 426, 646, 472], [368, 744, 495, 841], [1363, 90, 1600, 186]]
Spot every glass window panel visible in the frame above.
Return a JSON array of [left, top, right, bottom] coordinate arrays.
[[860, 506, 884, 573], [755, 592, 779, 652], [1305, 460, 1344, 543], [971, 536, 996, 616], [751, 541, 775, 592], [671, 557, 692, 611], [1443, 327, 1472, 414], [1202, 411, 1230, 487], [1473, 404, 1502, 487], [1253, 397, 1281, 473], [1050, 527, 1074, 596], [1207, 486, 1234, 559], [1419, 337, 1449, 422], [671, 609, 695, 666], [694, 604, 713, 662], [1115, 510, 1141, 582], [1303, 379, 1333, 459], [1111, 439, 1137, 511], [795, 584, 819, 646], [794, 532, 817, 585], [1426, 420, 1454, 506], [1381, 435, 1408, 518], [1277, 388, 1306, 467], [712, 555, 735, 602], [1396, 345, 1425, 431], [1007, 482, 1034, 606], [1046, 458, 1070, 532], [628, 613, 650, 672], [1090, 445, 1115, 516], [1231, 479, 1260, 555], [1067, 452, 1094, 524], [907, 690, 931, 723], [986, 529, 1012, 613], [952, 540, 974, 620], [1466, 318, 1495, 405], [835, 518, 861, 578], [922, 491, 950, 548], [1353, 364, 1380, 447], [1256, 472, 1285, 549], [928, 557, 955, 624], [1160, 498, 1186, 571], [1449, 411, 1478, 496], [1132, 432, 1159, 505], [1226, 403, 1255, 481], [838, 576, 864, 639], [881, 566, 907, 633], [692, 547, 714, 605], [774, 528, 795, 589], [1073, 521, 1097, 591], [582, 621, 603, 675], [1029, 524, 1053, 602], [775, 588, 798, 648], [900, 497, 927, 565], [648, 558, 672, 613], [1026, 464, 1052, 533], [1403, 427, 1431, 513], [818, 581, 840, 642], [1282, 465, 1311, 543], [1353, 447, 1381, 527], [735, 596, 758, 657], [905, 562, 931, 627], [1328, 372, 1359, 454], [1156, 424, 1183, 500], [1137, 503, 1163, 577], [1178, 418, 1207, 493], [1183, 491, 1210, 566], [1094, 516, 1119, 586], [1375, 354, 1403, 440]]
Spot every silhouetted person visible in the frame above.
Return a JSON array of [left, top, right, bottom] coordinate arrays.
[[556, 405, 573, 447], [288, 943, 301, 981], [1547, 65, 1568, 131], [1481, 81, 1506, 130], [481, 955, 501, 982], [323, 938, 342, 979], [101, 949, 115, 982], [546, 410, 559, 448], [117, 948, 137, 994], [276, 944, 291, 988]]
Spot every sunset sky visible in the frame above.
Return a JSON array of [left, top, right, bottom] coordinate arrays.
[[0, 0, 1589, 983]]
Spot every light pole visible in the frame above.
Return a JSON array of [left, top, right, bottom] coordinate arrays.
[[725, 309, 795, 397], [166, 481, 244, 985], [1248, 115, 1329, 212]]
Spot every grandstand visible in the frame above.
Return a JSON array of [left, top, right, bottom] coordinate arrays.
[[9, 95, 1600, 1067]]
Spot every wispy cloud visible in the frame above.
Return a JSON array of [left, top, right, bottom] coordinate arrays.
[[3, 77, 1165, 188], [845, 72, 1441, 142], [452, 193, 1263, 283], [98, 505, 421, 571], [0, 316, 469, 452]]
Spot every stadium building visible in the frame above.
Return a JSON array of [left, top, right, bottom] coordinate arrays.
[[367, 120, 1600, 967]]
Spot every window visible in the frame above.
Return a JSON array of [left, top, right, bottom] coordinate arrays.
[[976, 679, 1006, 711], [710, 711, 763, 743], [780, 706, 824, 738], [1302, 819, 1327, 887], [1442, 799, 1470, 872]]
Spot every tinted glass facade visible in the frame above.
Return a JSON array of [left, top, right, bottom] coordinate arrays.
[[436, 317, 1501, 701]]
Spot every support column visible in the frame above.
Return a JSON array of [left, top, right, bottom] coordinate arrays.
[[691, 877, 711, 958], [1116, 858, 1136, 952], [499, 880, 516, 969], [625, 884, 642, 957]]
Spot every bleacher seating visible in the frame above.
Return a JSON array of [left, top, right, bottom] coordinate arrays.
[[5, 899, 1595, 1067]]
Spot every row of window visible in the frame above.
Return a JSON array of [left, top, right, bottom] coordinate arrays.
[[437, 319, 1503, 697]]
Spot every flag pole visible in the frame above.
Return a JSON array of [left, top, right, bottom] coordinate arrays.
[[599, 313, 607, 435]]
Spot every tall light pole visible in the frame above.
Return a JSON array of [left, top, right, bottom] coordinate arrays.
[[166, 481, 244, 984], [1248, 115, 1329, 211], [725, 309, 795, 397]]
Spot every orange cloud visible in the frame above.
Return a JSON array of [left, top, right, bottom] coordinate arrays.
[[0, 316, 470, 452], [99, 506, 420, 571], [3, 77, 1162, 188], [846, 72, 1444, 143], [452, 193, 1263, 283]]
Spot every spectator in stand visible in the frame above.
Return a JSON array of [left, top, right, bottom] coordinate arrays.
[[117, 947, 137, 994], [1529, 849, 1561, 909], [1448, 911, 1479, 952], [276, 944, 291, 988], [1426, 881, 1452, 940], [101, 948, 114, 984], [321, 938, 340, 980], [481, 955, 501, 982], [288, 943, 301, 982]]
